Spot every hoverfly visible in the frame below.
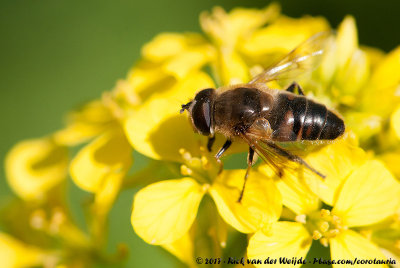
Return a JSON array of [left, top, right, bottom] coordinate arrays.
[[180, 32, 345, 202]]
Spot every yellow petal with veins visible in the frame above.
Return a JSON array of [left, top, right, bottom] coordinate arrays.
[[247, 222, 312, 268], [142, 33, 208, 62], [258, 165, 320, 215], [362, 46, 400, 117], [305, 137, 366, 206], [379, 149, 400, 179], [330, 229, 386, 268], [333, 160, 400, 227], [335, 49, 369, 97], [131, 178, 205, 245], [162, 232, 194, 266], [5, 137, 68, 200], [93, 171, 125, 216], [201, 4, 280, 47], [0, 233, 46, 268], [345, 112, 382, 143], [336, 16, 358, 68], [242, 15, 329, 60], [70, 129, 132, 193], [209, 170, 281, 233], [124, 72, 214, 162], [215, 50, 249, 85], [129, 33, 214, 101]]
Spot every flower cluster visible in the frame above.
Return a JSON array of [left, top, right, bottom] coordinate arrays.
[[2, 4, 400, 267]]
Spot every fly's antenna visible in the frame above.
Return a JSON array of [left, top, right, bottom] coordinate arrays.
[[180, 102, 192, 114]]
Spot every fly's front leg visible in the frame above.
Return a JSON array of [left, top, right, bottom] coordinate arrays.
[[238, 146, 255, 203], [215, 139, 232, 159], [286, 82, 305, 96], [207, 136, 215, 152], [215, 139, 232, 174]]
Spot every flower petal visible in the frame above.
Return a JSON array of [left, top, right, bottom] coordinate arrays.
[[330, 230, 386, 267], [345, 112, 382, 143], [131, 178, 205, 245], [379, 149, 400, 179], [161, 232, 194, 266], [391, 105, 400, 140], [124, 72, 215, 162], [70, 129, 132, 193], [53, 100, 116, 146], [5, 137, 68, 200], [335, 49, 369, 98], [93, 171, 125, 215], [259, 165, 320, 215], [209, 170, 281, 233], [362, 46, 400, 117], [333, 160, 400, 227], [247, 222, 312, 267], [0, 233, 46, 268], [335, 16, 358, 68], [242, 15, 329, 59], [304, 137, 366, 206], [214, 50, 249, 85], [201, 5, 280, 47], [129, 33, 214, 100]]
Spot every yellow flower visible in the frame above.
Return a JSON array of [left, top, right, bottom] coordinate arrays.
[[5, 3, 400, 266], [53, 100, 117, 146], [297, 15, 400, 150], [128, 95, 282, 242], [120, 4, 400, 264], [249, 139, 400, 266], [5, 137, 68, 200], [0, 233, 48, 268]]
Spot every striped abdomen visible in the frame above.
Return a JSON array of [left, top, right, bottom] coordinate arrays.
[[269, 92, 345, 141]]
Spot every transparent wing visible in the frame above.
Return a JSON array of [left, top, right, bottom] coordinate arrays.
[[240, 131, 325, 179], [249, 31, 333, 85]]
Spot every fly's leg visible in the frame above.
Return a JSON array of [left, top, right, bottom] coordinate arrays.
[[267, 142, 325, 178], [207, 136, 215, 152], [238, 147, 255, 203], [286, 82, 305, 96], [215, 139, 232, 174], [215, 139, 232, 159]]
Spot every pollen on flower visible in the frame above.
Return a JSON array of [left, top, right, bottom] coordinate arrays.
[[295, 214, 307, 224], [201, 156, 210, 169], [319, 221, 329, 233], [307, 209, 345, 246], [30, 209, 47, 230], [202, 183, 210, 192], [179, 148, 192, 161], [49, 207, 66, 234], [180, 165, 193, 176], [320, 209, 331, 219], [313, 230, 322, 240]]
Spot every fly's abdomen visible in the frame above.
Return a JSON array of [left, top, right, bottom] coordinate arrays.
[[270, 93, 344, 141]]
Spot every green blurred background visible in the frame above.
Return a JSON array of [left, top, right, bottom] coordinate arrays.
[[1, 0, 399, 267]]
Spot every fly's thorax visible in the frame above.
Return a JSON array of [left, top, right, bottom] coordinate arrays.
[[213, 87, 274, 136]]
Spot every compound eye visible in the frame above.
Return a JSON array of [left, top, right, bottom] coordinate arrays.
[[191, 88, 215, 136]]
